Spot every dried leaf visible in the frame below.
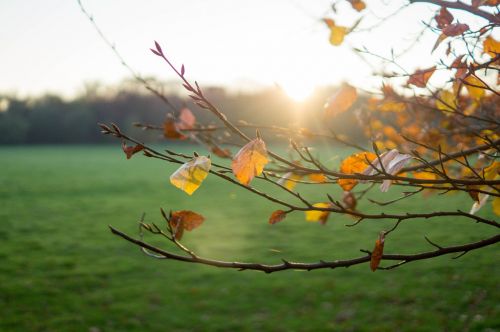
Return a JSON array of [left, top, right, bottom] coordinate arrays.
[[211, 146, 232, 159], [435, 7, 453, 29], [324, 84, 357, 116], [443, 23, 469, 37], [342, 191, 357, 211], [483, 36, 500, 58], [339, 152, 377, 191], [170, 210, 205, 240], [163, 118, 186, 139], [408, 66, 436, 88], [232, 138, 269, 185], [269, 210, 287, 225], [122, 142, 144, 159], [370, 232, 385, 271], [363, 149, 412, 192], [305, 203, 332, 224], [170, 156, 211, 195]]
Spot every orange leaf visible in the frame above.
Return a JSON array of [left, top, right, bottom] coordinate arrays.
[[370, 232, 385, 271], [338, 152, 377, 191], [308, 173, 328, 183], [434, 7, 453, 29], [483, 36, 500, 58], [324, 84, 357, 117], [232, 138, 269, 185], [323, 19, 347, 46], [464, 75, 486, 100], [407, 66, 436, 88], [348, 0, 366, 12], [121, 142, 144, 159], [169, 210, 205, 240], [269, 210, 287, 225]]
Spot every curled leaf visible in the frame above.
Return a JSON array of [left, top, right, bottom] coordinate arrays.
[[269, 210, 287, 225], [170, 156, 211, 195], [305, 203, 332, 224], [232, 138, 269, 185], [370, 232, 386, 271], [169, 210, 205, 240], [363, 149, 412, 192], [338, 152, 377, 191], [122, 142, 144, 159], [324, 84, 357, 117]]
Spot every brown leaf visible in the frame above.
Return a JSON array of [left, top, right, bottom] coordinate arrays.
[[370, 232, 386, 271], [231, 138, 269, 185], [324, 84, 357, 117], [169, 210, 205, 240], [269, 210, 287, 225], [342, 191, 357, 211], [163, 118, 186, 139], [211, 146, 232, 159], [443, 23, 469, 37], [407, 66, 436, 88], [434, 7, 453, 29], [121, 142, 144, 159]]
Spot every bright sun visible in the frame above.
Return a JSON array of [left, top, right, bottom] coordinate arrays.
[[280, 81, 315, 102]]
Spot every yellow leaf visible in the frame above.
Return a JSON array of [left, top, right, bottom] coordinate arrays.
[[483, 36, 500, 58], [435, 90, 457, 112], [324, 84, 357, 116], [232, 138, 269, 185], [329, 25, 347, 46], [305, 203, 332, 224], [170, 156, 211, 195], [308, 173, 328, 183], [493, 197, 500, 216], [484, 161, 500, 180], [278, 172, 302, 191], [464, 75, 486, 100], [413, 171, 437, 187]]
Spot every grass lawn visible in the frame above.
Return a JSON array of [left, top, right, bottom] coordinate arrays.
[[0, 145, 498, 332]]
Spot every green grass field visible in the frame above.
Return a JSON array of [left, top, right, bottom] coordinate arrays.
[[0, 145, 498, 332]]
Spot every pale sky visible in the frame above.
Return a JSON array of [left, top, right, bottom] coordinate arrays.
[[0, 0, 491, 99]]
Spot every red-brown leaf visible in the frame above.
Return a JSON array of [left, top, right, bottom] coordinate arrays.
[[122, 142, 144, 159], [434, 7, 453, 29], [407, 66, 436, 88], [169, 210, 205, 240], [443, 23, 469, 37], [370, 232, 386, 271], [269, 210, 287, 225]]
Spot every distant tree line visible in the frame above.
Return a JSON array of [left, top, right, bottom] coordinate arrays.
[[0, 82, 366, 145]]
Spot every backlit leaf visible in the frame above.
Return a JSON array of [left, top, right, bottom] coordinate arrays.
[[338, 152, 377, 191], [269, 210, 287, 225], [163, 118, 186, 139], [434, 7, 453, 29], [305, 203, 332, 224], [232, 138, 269, 185], [435, 90, 457, 112], [308, 173, 328, 183], [170, 156, 211, 195], [169, 210, 205, 240], [464, 75, 486, 100], [323, 19, 348, 46], [176, 107, 196, 130], [370, 232, 385, 271], [483, 36, 500, 57], [324, 84, 357, 116], [278, 172, 302, 191], [407, 66, 436, 88]]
